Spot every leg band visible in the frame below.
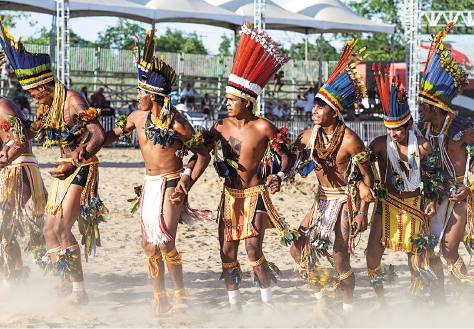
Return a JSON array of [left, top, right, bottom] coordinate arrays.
[[149, 290, 169, 315], [251, 255, 266, 267], [173, 288, 196, 305], [367, 264, 396, 287], [337, 268, 353, 281], [147, 251, 162, 279], [221, 261, 243, 287], [228, 289, 241, 305], [260, 286, 273, 304], [162, 247, 183, 265], [52, 245, 81, 279], [72, 281, 85, 292], [447, 255, 474, 283]]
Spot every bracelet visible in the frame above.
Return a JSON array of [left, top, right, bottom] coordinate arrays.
[[469, 184, 474, 191], [181, 168, 192, 177], [357, 210, 368, 217], [5, 140, 13, 147], [277, 171, 285, 180]]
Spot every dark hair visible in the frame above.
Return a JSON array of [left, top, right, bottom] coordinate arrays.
[[239, 97, 253, 112], [401, 118, 413, 130], [148, 92, 165, 106], [313, 96, 331, 109]]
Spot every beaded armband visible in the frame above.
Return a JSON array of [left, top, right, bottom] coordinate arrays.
[[116, 115, 132, 145], [420, 152, 449, 205], [213, 140, 238, 179], [257, 126, 291, 180], [1, 115, 26, 150], [127, 185, 142, 215], [353, 150, 369, 164]]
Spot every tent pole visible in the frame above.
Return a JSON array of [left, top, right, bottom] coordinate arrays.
[[233, 28, 238, 57], [318, 31, 323, 89], [391, 33, 395, 76], [305, 35, 308, 82], [151, 18, 156, 30]]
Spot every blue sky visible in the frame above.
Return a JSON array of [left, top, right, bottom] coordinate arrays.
[[9, 0, 344, 55]]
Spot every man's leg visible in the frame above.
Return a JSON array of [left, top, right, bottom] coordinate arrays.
[[141, 226, 171, 314], [366, 212, 386, 304], [52, 184, 87, 303], [218, 215, 241, 312], [245, 212, 274, 306], [429, 255, 445, 303], [333, 204, 354, 312], [159, 186, 188, 312], [442, 201, 468, 285]]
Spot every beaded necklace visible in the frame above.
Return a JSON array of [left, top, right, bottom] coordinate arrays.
[[145, 107, 179, 147], [314, 122, 345, 168]]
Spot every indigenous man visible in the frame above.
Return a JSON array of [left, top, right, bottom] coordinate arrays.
[[189, 22, 295, 312], [288, 40, 374, 313], [83, 29, 213, 314], [0, 52, 47, 287], [365, 66, 437, 306], [0, 22, 107, 304], [415, 22, 474, 299]]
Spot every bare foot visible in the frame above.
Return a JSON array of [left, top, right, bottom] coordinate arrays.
[[55, 282, 73, 298], [230, 302, 243, 314], [66, 291, 89, 305], [317, 295, 334, 309], [150, 295, 172, 315]]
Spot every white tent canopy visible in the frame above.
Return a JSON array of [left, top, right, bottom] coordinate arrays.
[[205, 0, 324, 33], [281, 0, 394, 34]]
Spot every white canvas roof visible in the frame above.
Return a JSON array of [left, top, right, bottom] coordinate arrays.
[[205, 0, 324, 33], [281, 0, 394, 34]]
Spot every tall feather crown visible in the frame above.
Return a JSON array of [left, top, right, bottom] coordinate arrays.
[[0, 18, 53, 90], [226, 22, 289, 114], [419, 22, 468, 113], [373, 64, 411, 128], [133, 29, 176, 95], [315, 39, 368, 121]]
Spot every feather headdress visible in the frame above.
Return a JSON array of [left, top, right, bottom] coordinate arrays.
[[0, 18, 53, 90], [315, 39, 368, 121], [133, 29, 176, 96], [226, 21, 289, 115], [419, 22, 468, 113], [373, 64, 411, 128]]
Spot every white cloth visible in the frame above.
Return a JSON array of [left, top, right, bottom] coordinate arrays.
[[297, 99, 304, 108], [386, 130, 421, 192], [228, 289, 241, 305], [140, 175, 173, 246], [305, 92, 314, 112], [260, 286, 273, 303], [430, 195, 455, 254], [181, 88, 194, 97], [273, 106, 283, 119]]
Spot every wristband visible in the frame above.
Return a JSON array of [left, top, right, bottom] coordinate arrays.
[[469, 184, 474, 191], [277, 171, 285, 180], [181, 168, 192, 177], [5, 140, 13, 147], [357, 210, 368, 217]]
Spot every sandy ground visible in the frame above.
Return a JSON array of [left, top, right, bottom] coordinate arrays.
[[1, 146, 474, 328]]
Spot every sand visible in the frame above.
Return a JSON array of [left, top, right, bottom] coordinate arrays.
[[0, 146, 473, 328]]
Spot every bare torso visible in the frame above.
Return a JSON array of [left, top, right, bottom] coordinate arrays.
[[213, 116, 276, 189]]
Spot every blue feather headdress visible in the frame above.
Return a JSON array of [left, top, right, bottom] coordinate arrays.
[[132, 29, 176, 96], [0, 18, 53, 90]]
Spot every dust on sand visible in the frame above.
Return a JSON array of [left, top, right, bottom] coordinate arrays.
[[0, 147, 473, 328]]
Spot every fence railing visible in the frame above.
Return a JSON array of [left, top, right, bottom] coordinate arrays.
[[20, 43, 337, 81]]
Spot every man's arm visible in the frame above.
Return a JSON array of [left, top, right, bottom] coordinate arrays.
[[0, 100, 30, 167], [449, 127, 474, 202], [418, 137, 437, 217], [347, 132, 374, 234]]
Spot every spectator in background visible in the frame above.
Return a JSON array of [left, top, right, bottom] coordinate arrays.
[[273, 103, 283, 120], [11, 84, 31, 114], [13, 99, 28, 116], [2, 59, 14, 88], [346, 103, 356, 121], [81, 86, 91, 105], [281, 103, 291, 121], [265, 101, 275, 121], [91, 87, 106, 109], [367, 83, 377, 115], [128, 99, 138, 115], [180, 83, 195, 111], [201, 93, 214, 120], [295, 95, 304, 119], [273, 71, 284, 91], [100, 101, 115, 117], [304, 87, 315, 121]]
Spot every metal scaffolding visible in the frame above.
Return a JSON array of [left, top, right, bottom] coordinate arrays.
[[56, 0, 70, 88], [254, 0, 266, 117], [404, 0, 421, 121]]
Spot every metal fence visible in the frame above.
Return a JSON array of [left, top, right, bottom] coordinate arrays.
[[22, 43, 337, 81]]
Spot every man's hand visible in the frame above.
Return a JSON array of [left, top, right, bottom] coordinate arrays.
[[175, 175, 191, 196], [424, 201, 437, 218], [168, 191, 184, 205], [358, 181, 376, 203], [71, 144, 88, 167], [0, 146, 10, 168], [352, 213, 368, 235], [265, 174, 281, 194], [449, 186, 471, 203], [49, 162, 77, 180]]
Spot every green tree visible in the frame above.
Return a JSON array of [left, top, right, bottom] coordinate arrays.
[[218, 34, 231, 56], [426, 0, 474, 34], [0, 11, 35, 29], [26, 26, 95, 47], [96, 18, 146, 49], [155, 28, 207, 54], [289, 37, 340, 61], [337, 0, 405, 61]]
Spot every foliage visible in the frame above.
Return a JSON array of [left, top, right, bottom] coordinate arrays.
[[289, 37, 340, 61], [336, 0, 405, 61], [96, 18, 146, 50], [218, 34, 232, 56], [26, 27, 95, 47], [155, 28, 207, 54], [0, 12, 35, 29]]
